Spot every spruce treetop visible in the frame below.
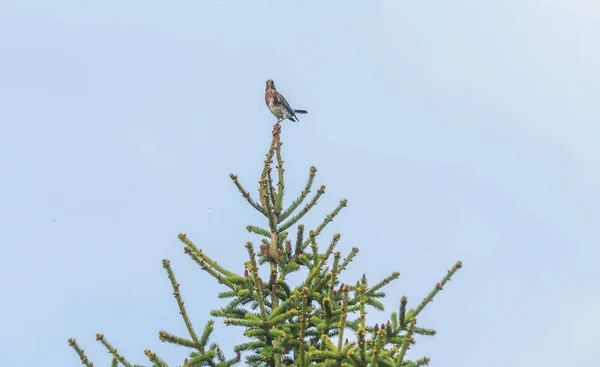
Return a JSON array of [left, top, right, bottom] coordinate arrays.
[[69, 123, 462, 367]]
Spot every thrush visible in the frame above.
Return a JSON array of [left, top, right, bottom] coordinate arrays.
[[265, 79, 307, 123]]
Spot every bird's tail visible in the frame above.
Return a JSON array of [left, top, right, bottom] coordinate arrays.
[[294, 109, 308, 114]]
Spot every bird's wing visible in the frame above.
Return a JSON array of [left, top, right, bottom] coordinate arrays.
[[274, 91, 296, 116]]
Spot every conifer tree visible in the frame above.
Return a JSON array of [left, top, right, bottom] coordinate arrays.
[[69, 123, 462, 367]]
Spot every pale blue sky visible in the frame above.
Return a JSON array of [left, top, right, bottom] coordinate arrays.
[[1, 1, 599, 366]]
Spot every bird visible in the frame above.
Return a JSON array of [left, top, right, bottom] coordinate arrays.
[[265, 79, 307, 123]]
